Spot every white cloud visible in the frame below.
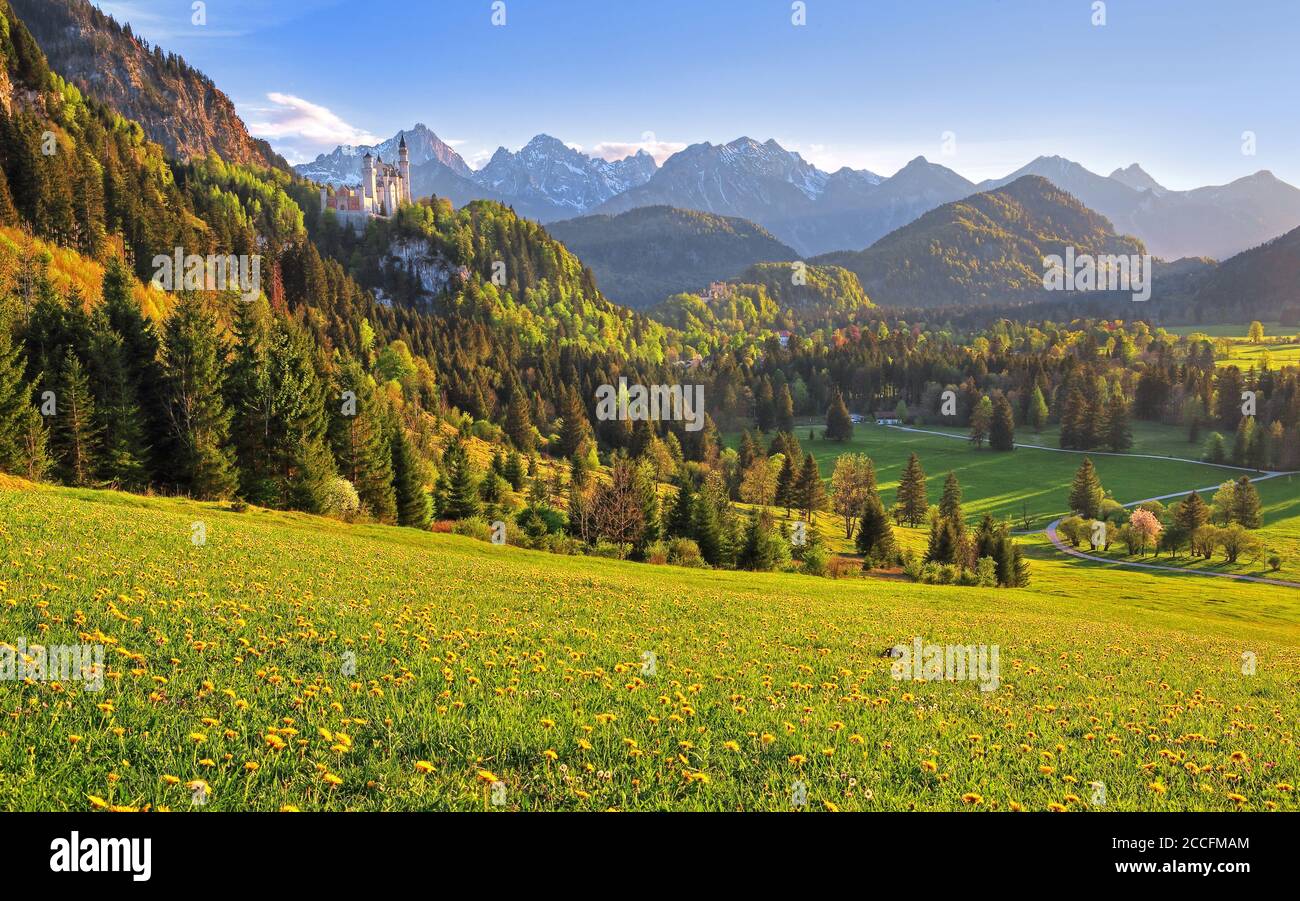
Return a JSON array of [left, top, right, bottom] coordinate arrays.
[[590, 134, 687, 166], [241, 93, 380, 160]]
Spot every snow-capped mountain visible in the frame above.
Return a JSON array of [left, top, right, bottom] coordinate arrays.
[[294, 124, 471, 186], [470, 134, 657, 221], [593, 138, 970, 256]]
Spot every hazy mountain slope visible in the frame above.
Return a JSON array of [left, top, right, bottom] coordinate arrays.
[[813, 176, 1147, 308], [1186, 224, 1300, 323], [547, 206, 798, 310], [11, 0, 287, 169]]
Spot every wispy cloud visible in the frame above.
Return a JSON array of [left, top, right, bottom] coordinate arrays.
[[241, 93, 379, 163], [590, 133, 686, 166]]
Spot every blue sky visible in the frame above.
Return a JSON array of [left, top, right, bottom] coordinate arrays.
[[95, 0, 1300, 188]]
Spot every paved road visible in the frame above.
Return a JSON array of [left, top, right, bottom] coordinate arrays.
[[885, 424, 1299, 588]]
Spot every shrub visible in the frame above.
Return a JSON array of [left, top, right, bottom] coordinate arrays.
[[1268, 554, 1282, 572], [644, 540, 670, 565], [826, 556, 859, 579], [975, 556, 998, 587], [667, 538, 705, 568], [320, 477, 361, 519], [801, 543, 830, 577], [452, 517, 492, 542], [591, 541, 632, 560]]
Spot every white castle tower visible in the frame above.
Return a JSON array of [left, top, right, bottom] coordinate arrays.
[[320, 133, 413, 230]]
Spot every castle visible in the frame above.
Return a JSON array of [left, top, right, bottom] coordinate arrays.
[[320, 135, 412, 229]]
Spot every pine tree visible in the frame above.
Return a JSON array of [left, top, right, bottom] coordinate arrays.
[[666, 474, 696, 539], [558, 386, 591, 458], [1105, 393, 1132, 452], [776, 384, 795, 433], [795, 453, 826, 521], [825, 389, 853, 441], [1027, 385, 1049, 433], [691, 492, 722, 566], [855, 493, 899, 567], [86, 318, 149, 489], [504, 378, 534, 451], [50, 349, 100, 487], [1068, 458, 1104, 520], [990, 392, 1016, 451], [896, 452, 929, 526], [391, 427, 430, 528], [1173, 490, 1210, 534], [503, 449, 526, 490], [939, 471, 963, 521], [330, 360, 397, 523], [441, 439, 480, 520], [0, 316, 49, 479], [1230, 476, 1262, 529], [969, 395, 992, 448], [159, 295, 237, 500], [774, 452, 796, 514]]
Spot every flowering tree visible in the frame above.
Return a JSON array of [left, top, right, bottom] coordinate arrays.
[[1128, 508, 1163, 556]]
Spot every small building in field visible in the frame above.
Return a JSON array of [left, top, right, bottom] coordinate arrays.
[[874, 411, 901, 425]]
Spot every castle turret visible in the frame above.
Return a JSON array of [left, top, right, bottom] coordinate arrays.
[[362, 152, 376, 207], [398, 134, 411, 204]]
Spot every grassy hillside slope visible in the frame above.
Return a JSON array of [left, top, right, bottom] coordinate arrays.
[[1, 478, 1296, 812]]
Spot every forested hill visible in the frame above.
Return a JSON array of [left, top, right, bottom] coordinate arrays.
[[11, 0, 287, 170], [813, 176, 1147, 308]]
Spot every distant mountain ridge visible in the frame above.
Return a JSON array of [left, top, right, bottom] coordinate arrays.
[[979, 156, 1300, 260], [813, 176, 1147, 308], [547, 206, 798, 310]]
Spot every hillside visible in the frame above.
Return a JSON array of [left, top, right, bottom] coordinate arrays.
[[547, 206, 799, 310], [814, 176, 1147, 308], [2, 477, 1296, 811], [1188, 223, 1300, 324], [11, 0, 287, 169]]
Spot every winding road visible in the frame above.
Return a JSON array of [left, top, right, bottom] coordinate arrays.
[[885, 424, 1300, 588]]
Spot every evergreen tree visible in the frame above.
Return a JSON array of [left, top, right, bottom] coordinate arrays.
[[1230, 476, 1262, 529], [939, 471, 963, 521], [1027, 385, 1049, 433], [969, 395, 992, 447], [666, 474, 696, 539], [503, 449, 526, 490], [504, 377, 534, 451], [1068, 457, 1104, 520], [896, 452, 929, 526], [1105, 393, 1132, 452], [795, 453, 826, 521], [330, 360, 397, 523], [0, 315, 49, 479], [85, 317, 149, 488], [159, 295, 238, 499], [989, 392, 1016, 451], [391, 427, 430, 528], [50, 349, 100, 486], [774, 452, 797, 515], [440, 439, 480, 520], [855, 493, 899, 567], [691, 492, 722, 566], [776, 384, 795, 433], [1173, 490, 1210, 535], [558, 386, 592, 459], [825, 389, 853, 441]]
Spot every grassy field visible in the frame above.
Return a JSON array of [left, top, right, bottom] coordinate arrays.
[[744, 422, 1273, 531], [1, 476, 1298, 813]]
